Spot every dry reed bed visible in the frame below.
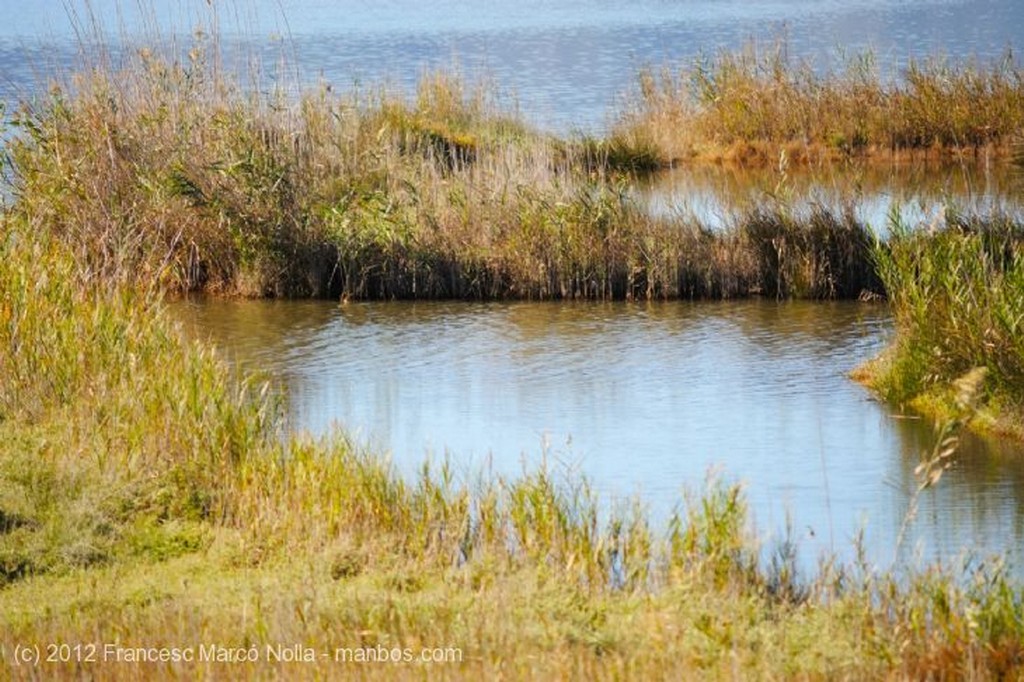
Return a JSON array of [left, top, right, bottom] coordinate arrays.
[[616, 44, 1024, 166], [0, 43, 926, 301]]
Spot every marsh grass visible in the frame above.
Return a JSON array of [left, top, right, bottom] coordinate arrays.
[[857, 208, 1024, 437], [864, 209, 1024, 419], [618, 43, 1024, 166], [4, 30, 895, 302], [2, 212, 1024, 678]]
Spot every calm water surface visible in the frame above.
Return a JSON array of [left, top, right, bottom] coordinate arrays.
[[1, 0, 1023, 131], [172, 300, 1024, 572], [641, 162, 1024, 230]]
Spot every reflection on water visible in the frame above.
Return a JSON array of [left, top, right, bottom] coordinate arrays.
[[172, 299, 1024, 573], [640, 162, 1024, 230]]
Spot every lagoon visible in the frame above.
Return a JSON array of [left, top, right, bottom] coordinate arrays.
[[173, 299, 1024, 572], [2, 0, 1024, 131]]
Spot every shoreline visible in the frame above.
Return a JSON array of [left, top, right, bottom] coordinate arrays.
[[852, 353, 1024, 443]]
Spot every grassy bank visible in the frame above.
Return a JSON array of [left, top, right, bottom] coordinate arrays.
[[3, 207, 1024, 679], [616, 43, 1024, 166], [4, 23, 1024, 678], [854, 210, 1024, 439]]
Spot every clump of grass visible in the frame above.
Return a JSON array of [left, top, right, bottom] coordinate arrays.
[[567, 131, 665, 174], [617, 43, 1024, 166], [0, 210, 278, 582], [741, 202, 880, 299], [858, 209, 1024, 436], [5, 37, 544, 297]]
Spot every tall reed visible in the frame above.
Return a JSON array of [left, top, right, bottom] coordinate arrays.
[[617, 43, 1024, 166], [5, 33, 891, 302], [863, 209, 1024, 435]]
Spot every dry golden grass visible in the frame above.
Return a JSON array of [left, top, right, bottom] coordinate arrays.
[[616, 43, 1024, 167]]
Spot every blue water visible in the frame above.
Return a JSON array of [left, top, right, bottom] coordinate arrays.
[[1, 0, 1023, 131], [173, 299, 1024, 575]]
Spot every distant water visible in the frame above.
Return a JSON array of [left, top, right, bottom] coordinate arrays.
[[1, 0, 1023, 131]]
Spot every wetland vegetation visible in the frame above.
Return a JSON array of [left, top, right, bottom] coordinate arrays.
[[855, 210, 1024, 439], [4, 206, 1024, 679], [9, 36, 1022, 303], [7, 44, 888, 302], [2, 13, 1024, 679], [615, 43, 1024, 167]]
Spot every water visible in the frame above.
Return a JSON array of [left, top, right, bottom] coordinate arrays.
[[172, 299, 1024, 572], [640, 162, 1024, 231], [1, 1, 1023, 131]]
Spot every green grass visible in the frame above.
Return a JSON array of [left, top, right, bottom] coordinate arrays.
[[855, 209, 1024, 438]]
